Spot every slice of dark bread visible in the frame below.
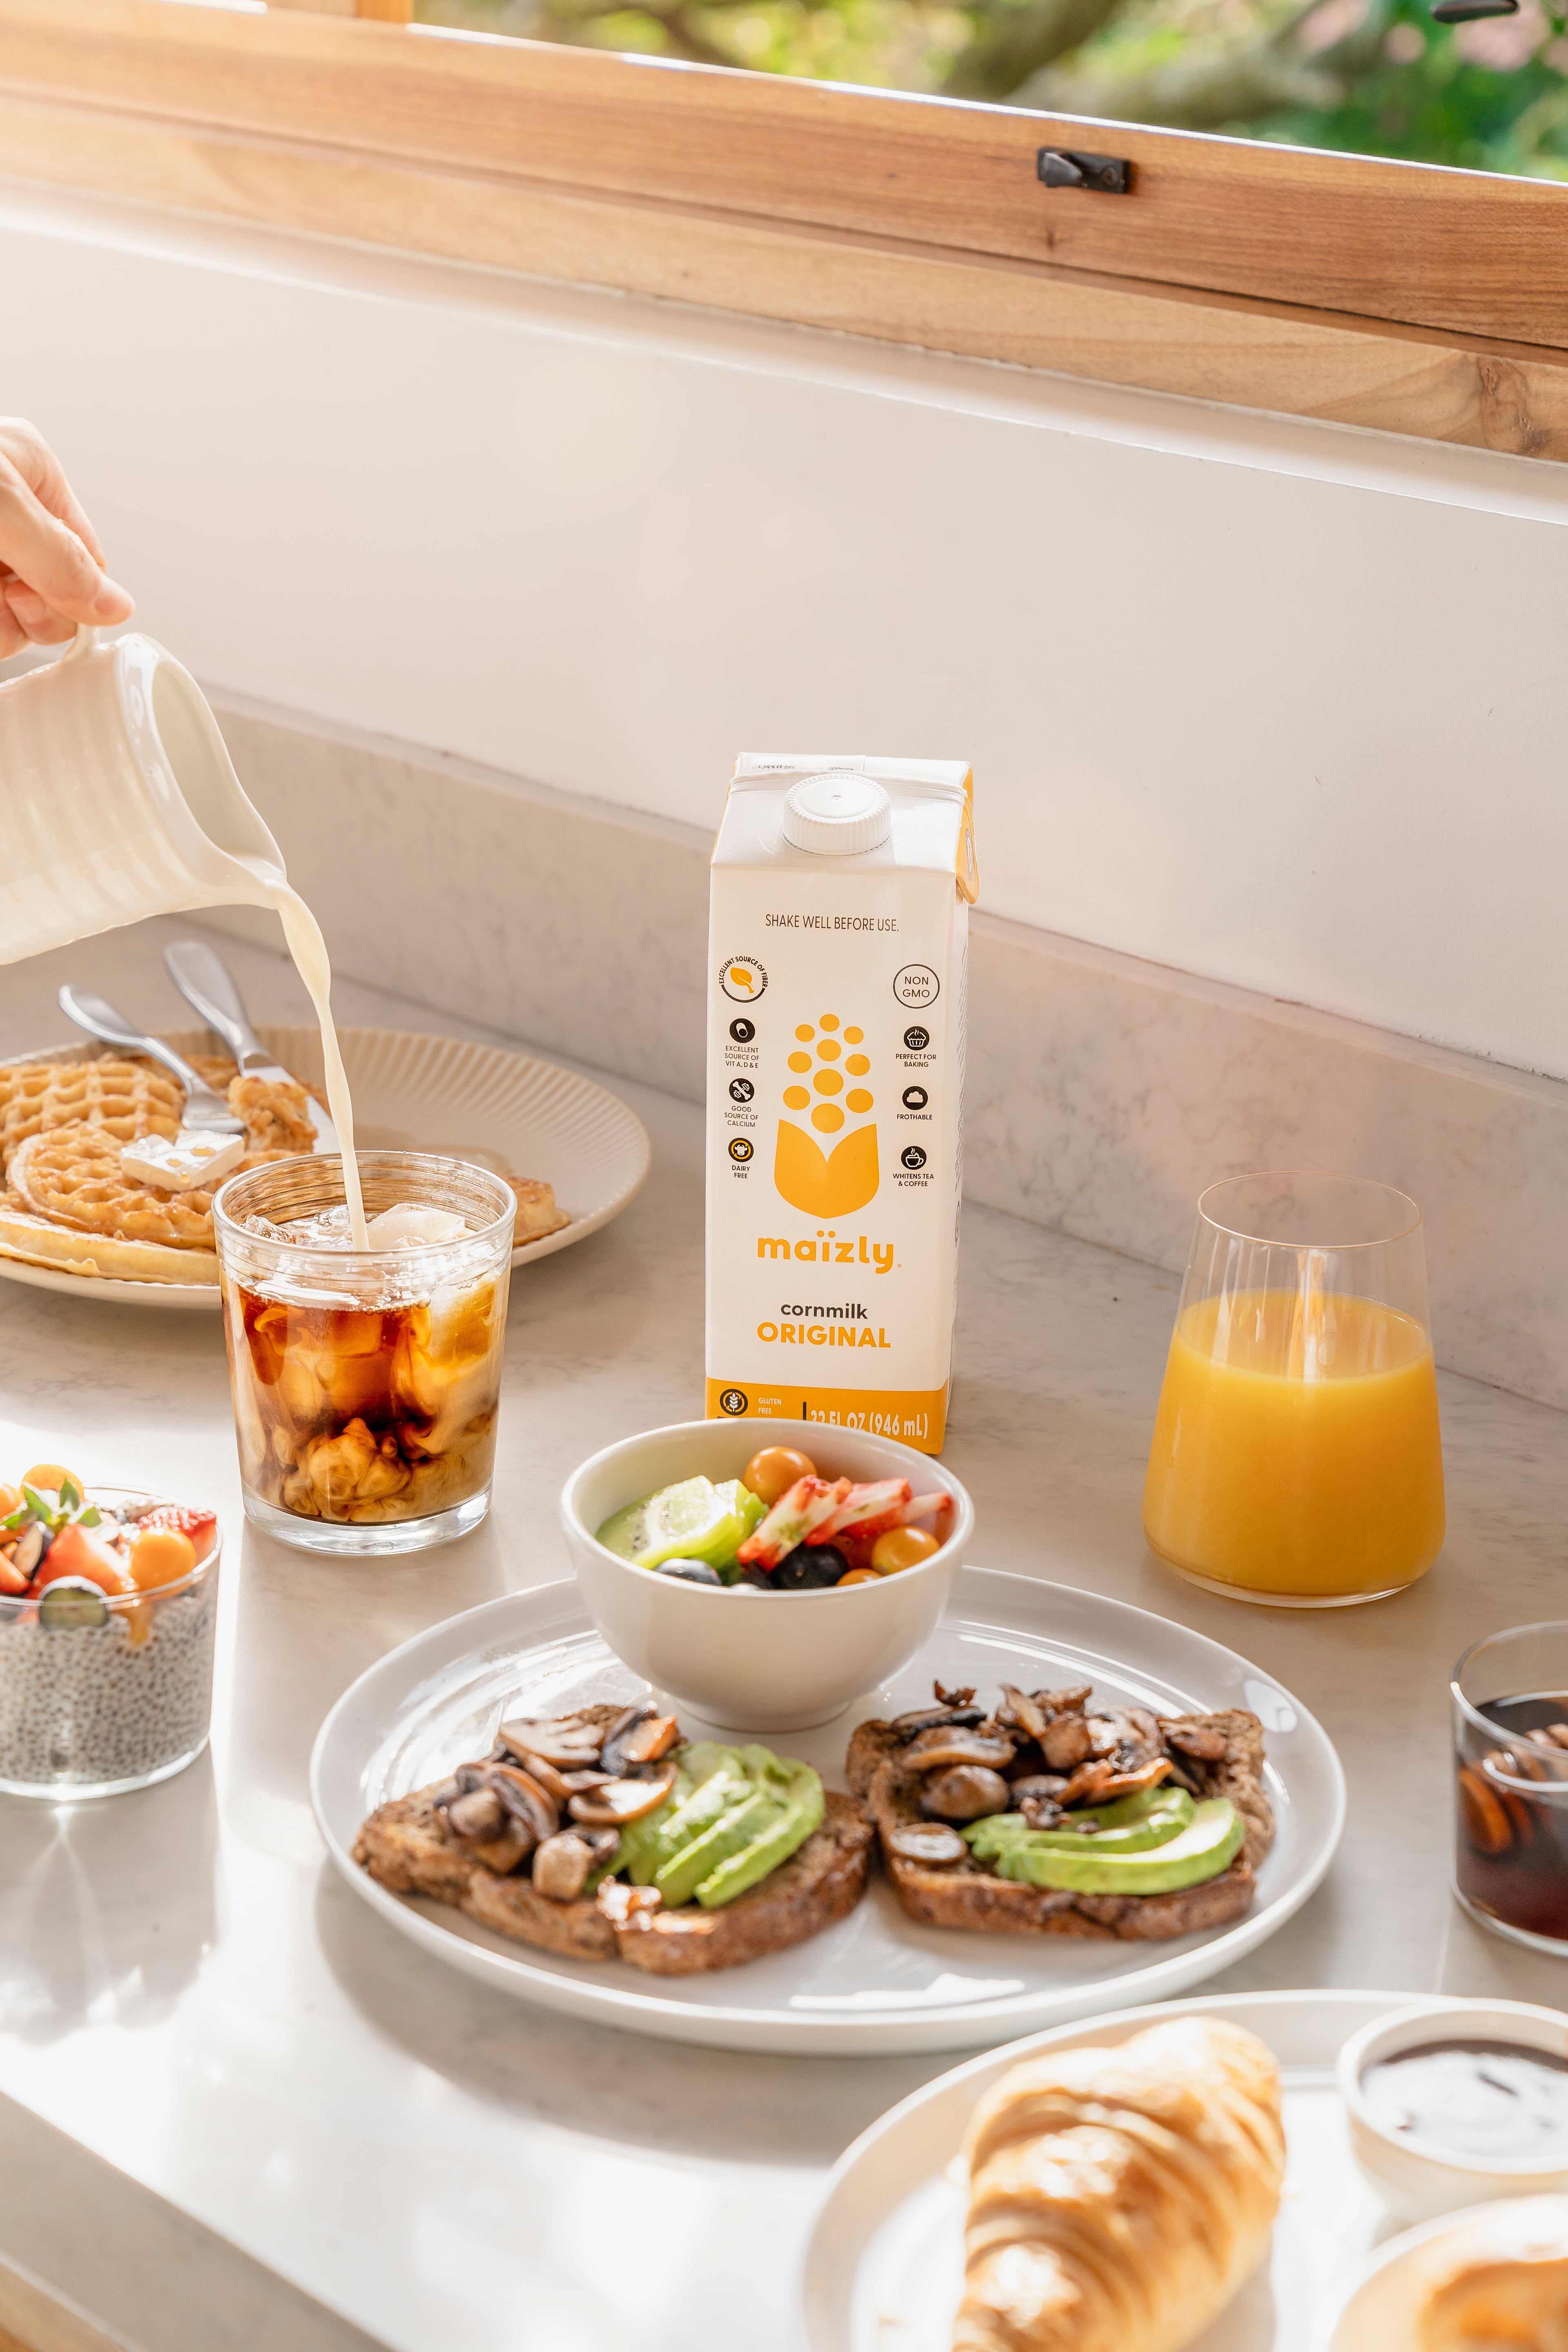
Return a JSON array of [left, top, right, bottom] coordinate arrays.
[[846, 1706, 1273, 1942], [353, 1783, 872, 1975]]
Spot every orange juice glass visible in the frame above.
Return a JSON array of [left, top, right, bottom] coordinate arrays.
[[1143, 1172, 1445, 1606]]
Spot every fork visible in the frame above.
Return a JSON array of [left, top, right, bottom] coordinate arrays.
[[56, 987, 246, 1132]]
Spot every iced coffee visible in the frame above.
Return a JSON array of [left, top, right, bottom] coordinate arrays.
[[214, 1152, 515, 1555]]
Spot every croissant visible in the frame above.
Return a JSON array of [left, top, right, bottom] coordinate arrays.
[[1420, 2253, 1568, 2349], [955, 2015, 1285, 2352]]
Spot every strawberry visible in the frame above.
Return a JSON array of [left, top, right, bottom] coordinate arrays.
[[137, 1506, 219, 1564]]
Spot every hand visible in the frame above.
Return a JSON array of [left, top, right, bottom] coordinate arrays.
[[0, 419, 134, 658]]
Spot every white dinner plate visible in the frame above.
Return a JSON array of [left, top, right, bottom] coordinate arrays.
[[309, 1567, 1345, 2057], [799, 1987, 1450, 2352], [0, 1024, 650, 1309]]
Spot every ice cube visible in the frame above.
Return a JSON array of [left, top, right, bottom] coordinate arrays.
[[279, 1207, 357, 1249], [365, 1205, 470, 1250]]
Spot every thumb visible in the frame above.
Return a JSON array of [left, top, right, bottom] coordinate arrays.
[[0, 470, 132, 625]]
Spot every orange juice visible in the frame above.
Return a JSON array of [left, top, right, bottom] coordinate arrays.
[[1143, 1288, 1445, 1598]]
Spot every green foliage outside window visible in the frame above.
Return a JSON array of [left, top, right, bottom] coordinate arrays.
[[417, 0, 1568, 178]]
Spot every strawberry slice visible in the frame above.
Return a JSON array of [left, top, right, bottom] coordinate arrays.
[[735, 1476, 851, 1570], [804, 1478, 912, 1546], [894, 1492, 953, 1531], [138, 1506, 219, 1564]]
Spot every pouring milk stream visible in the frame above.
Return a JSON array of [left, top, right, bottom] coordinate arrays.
[[0, 627, 368, 1244]]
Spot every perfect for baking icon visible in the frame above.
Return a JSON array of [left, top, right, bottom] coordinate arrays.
[[720, 956, 767, 1002]]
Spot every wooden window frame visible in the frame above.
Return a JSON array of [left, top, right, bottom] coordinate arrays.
[[2, 0, 1566, 459]]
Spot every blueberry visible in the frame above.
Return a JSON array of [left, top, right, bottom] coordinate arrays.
[[36, 1576, 110, 1630], [655, 1558, 724, 1586], [772, 1545, 846, 1591], [739, 1565, 774, 1589]]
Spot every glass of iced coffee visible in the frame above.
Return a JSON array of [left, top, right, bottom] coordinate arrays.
[[213, 1151, 515, 1555]]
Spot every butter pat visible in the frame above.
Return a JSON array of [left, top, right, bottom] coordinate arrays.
[[122, 1129, 245, 1193]]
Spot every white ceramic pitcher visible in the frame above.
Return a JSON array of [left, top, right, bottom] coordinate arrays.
[[0, 627, 285, 964]]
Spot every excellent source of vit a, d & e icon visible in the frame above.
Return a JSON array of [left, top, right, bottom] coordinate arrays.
[[705, 755, 978, 1454]]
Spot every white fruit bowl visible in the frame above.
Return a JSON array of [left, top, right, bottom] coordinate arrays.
[[559, 1420, 973, 1733]]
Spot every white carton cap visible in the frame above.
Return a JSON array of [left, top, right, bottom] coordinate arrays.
[[782, 771, 893, 856]]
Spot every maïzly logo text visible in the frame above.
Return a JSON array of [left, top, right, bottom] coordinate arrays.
[[757, 1233, 893, 1272]]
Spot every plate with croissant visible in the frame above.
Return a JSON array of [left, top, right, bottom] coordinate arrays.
[[0, 1025, 648, 1307], [801, 1989, 1445, 2352]]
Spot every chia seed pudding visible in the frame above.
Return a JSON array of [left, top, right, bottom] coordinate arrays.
[[0, 1486, 220, 1798]]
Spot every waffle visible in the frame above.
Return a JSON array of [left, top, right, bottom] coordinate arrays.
[[10, 1124, 220, 1249], [508, 1175, 570, 1245], [0, 1054, 183, 1174], [229, 1072, 317, 1156], [0, 1186, 220, 1284]]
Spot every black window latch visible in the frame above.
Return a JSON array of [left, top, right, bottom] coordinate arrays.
[[1037, 148, 1132, 194]]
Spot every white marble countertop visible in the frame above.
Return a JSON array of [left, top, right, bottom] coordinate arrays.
[[1, 918, 1566, 2352]]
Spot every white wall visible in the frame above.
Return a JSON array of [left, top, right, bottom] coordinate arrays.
[[2, 180, 1564, 1078]]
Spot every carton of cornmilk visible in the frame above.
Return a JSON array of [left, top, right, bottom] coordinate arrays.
[[705, 755, 978, 1456]]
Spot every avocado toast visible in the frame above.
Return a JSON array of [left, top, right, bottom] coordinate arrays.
[[846, 1681, 1273, 1940], [354, 1701, 873, 1976]]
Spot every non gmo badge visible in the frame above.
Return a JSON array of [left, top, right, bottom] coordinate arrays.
[[893, 964, 940, 1009], [720, 956, 767, 1003]]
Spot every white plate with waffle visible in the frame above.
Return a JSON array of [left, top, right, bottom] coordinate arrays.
[[0, 1025, 650, 1310]]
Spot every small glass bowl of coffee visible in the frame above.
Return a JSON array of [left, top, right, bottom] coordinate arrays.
[[214, 1151, 515, 1556]]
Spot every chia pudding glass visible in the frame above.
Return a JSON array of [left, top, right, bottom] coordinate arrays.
[[214, 1151, 515, 1557], [0, 1489, 220, 1800]]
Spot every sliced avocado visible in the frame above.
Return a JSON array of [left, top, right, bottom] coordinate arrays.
[[616, 1745, 712, 1882], [965, 1785, 1188, 1840], [656, 1787, 780, 1907], [696, 1770, 825, 1908], [649, 1766, 755, 1875], [611, 1739, 826, 1908], [965, 1788, 1195, 1862], [992, 1798, 1243, 1895], [617, 1797, 677, 1886], [1074, 1785, 1196, 1835]]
